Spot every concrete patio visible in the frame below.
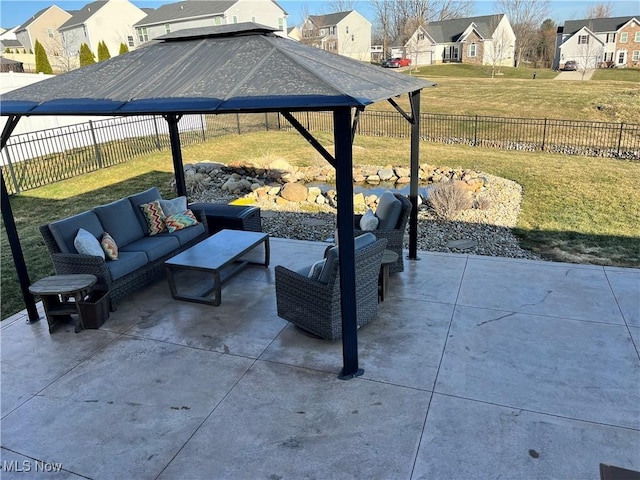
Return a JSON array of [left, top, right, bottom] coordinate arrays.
[[1, 237, 639, 479]]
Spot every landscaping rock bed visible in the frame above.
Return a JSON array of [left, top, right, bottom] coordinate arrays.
[[186, 160, 541, 260]]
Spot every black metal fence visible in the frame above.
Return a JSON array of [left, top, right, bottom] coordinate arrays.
[[2, 110, 638, 194]]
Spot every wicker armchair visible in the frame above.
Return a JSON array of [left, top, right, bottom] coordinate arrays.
[[354, 192, 411, 273], [275, 235, 387, 341]]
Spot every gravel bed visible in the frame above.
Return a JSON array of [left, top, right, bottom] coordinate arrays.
[[192, 173, 541, 260]]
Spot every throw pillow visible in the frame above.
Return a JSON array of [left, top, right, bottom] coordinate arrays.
[[164, 209, 199, 233], [74, 228, 105, 259], [159, 196, 187, 217], [359, 209, 379, 231], [139, 200, 167, 235], [307, 259, 325, 280], [101, 232, 118, 260]]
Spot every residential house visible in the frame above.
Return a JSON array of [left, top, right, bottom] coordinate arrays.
[[287, 26, 301, 41], [300, 10, 371, 62], [14, 5, 71, 56], [554, 16, 640, 69], [404, 14, 516, 67], [133, 0, 288, 46], [58, 0, 147, 60]]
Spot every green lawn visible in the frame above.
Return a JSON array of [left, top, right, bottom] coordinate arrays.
[[592, 68, 640, 82], [3, 130, 639, 320]]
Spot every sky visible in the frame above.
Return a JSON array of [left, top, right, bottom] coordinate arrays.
[[1, 0, 638, 30]]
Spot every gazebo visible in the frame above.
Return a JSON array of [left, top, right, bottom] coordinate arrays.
[[0, 23, 433, 379]]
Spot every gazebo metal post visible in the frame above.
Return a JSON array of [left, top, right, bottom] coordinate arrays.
[[333, 107, 363, 380], [408, 90, 421, 260], [1, 115, 39, 322], [164, 114, 187, 197]]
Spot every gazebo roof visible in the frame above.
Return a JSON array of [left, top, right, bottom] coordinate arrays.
[[0, 23, 433, 116]]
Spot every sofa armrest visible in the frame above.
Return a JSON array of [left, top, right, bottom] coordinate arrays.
[[50, 253, 113, 286]]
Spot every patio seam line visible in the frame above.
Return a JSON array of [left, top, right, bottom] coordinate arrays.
[[409, 255, 470, 479], [451, 303, 629, 326], [428, 392, 640, 432], [0, 447, 91, 480], [0, 331, 125, 421], [603, 267, 640, 360]]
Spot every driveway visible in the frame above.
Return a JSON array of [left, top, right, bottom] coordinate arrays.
[[555, 68, 595, 80]]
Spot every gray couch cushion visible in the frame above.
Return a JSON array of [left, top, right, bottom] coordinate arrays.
[[375, 192, 402, 230], [93, 198, 145, 247], [49, 211, 104, 254], [105, 251, 149, 281], [162, 222, 206, 246], [120, 235, 180, 262], [319, 233, 376, 284]]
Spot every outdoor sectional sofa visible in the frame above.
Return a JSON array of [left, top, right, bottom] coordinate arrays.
[[39, 187, 208, 310]]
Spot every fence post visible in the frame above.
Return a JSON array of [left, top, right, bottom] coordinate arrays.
[[236, 113, 241, 135], [306, 112, 310, 130], [200, 114, 206, 141], [542, 118, 548, 152], [474, 115, 478, 146], [88, 120, 103, 168], [617, 122, 624, 157], [3, 147, 20, 194], [153, 116, 162, 150], [265, 112, 269, 131], [277, 112, 282, 130]]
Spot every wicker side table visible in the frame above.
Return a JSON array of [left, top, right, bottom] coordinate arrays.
[[29, 274, 97, 333]]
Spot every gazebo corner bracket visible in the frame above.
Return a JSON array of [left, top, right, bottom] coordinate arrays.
[[387, 97, 415, 125], [280, 111, 336, 169]]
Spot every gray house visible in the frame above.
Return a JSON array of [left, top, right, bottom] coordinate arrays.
[[133, 0, 288, 46]]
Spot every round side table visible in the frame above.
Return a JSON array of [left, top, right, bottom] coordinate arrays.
[[29, 274, 97, 333]]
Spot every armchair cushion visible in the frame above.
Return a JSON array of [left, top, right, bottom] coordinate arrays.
[[359, 209, 379, 231], [375, 191, 402, 229], [93, 198, 145, 247], [319, 233, 376, 284]]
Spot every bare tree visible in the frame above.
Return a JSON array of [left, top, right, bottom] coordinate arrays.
[[371, 0, 394, 59], [586, 3, 613, 19], [534, 18, 556, 68], [437, 0, 474, 20], [42, 34, 79, 73], [328, 0, 358, 12], [575, 27, 604, 78], [496, 0, 550, 66], [486, 16, 514, 77]]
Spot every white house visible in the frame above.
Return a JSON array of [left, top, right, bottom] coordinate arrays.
[[404, 14, 516, 67], [555, 16, 640, 69], [58, 0, 147, 59], [300, 10, 371, 62], [133, 0, 289, 46]]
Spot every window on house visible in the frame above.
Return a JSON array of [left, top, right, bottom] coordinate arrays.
[[329, 42, 336, 51], [278, 18, 283, 30], [620, 32, 628, 43], [418, 33, 425, 40], [331, 26, 336, 35], [345, 26, 349, 34], [251, 16, 256, 23], [605, 52, 613, 62], [320, 28, 326, 35], [47, 28, 54, 38], [83, 25, 88, 37], [214, 16, 222, 25], [632, 51, 640, 61], [127, 35, 134, 47], [137, 27, 148, 43], [351, 34, 354, 41], [165, 24, 171, 34], [578, 35, 589, 45], [635, 32, 640, 42], [468, 43, 477, 57], [606, 33, 616, 43], [618, 51, 626, 63], [233, 15, 238, 24]]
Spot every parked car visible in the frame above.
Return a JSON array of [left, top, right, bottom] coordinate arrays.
[[382, 57, 411, 68], [562, 61, 578, 71]]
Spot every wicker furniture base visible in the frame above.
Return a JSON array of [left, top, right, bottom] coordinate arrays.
[[188, 203, 262, 235]]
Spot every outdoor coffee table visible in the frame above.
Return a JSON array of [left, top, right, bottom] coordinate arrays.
[[164, 229, 269, 306], [28, 274, 97, 333]]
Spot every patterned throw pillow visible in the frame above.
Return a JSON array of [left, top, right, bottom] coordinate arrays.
[[101, 232, 118, 260], [164, 210, 199, 233], [139, 200, 167, 235]]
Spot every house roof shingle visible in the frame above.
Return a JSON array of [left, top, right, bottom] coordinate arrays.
[[59, 1, 109, 30], [425, 14, 504, 43], [1, 39, 23, 49], [308, 11, 353, 28], [135, 0, 237, 27], [562, 16, 637, 35]]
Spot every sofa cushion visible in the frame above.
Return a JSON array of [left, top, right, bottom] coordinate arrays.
[[139, 200, 167, 235], [101, 232, 118, 260], [104, 251, 148, 281], [120, 235, 180, 262], [359, 209, 379, 231], [49, 211, 104, 254], [128, 187, 162, 233], [74, 228, 105, 258], [162, 222, 206, 246], [93, 198, 145, 247], [319, 233, 376, 284], [375, 192, 402, 230]]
